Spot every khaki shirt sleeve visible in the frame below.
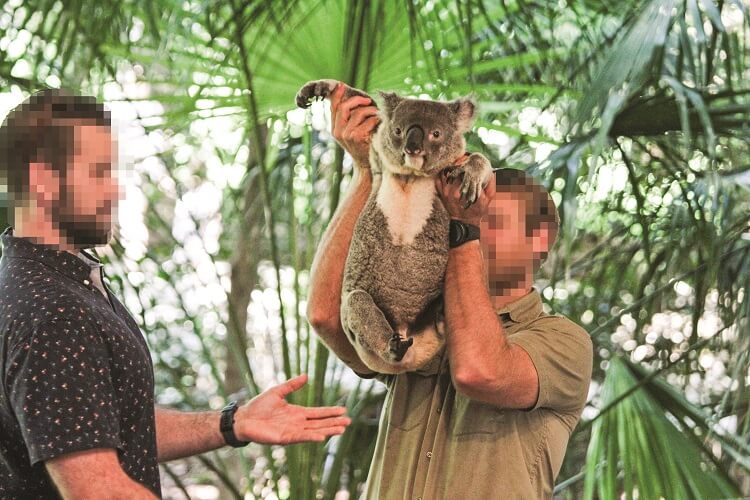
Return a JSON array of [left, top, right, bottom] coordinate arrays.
[[508, 316, 593, 416]]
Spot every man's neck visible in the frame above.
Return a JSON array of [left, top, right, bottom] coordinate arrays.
[[12, 206, 80, 255]]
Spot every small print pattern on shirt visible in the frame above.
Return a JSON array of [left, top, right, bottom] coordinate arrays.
[[0, 227, 160, 499]]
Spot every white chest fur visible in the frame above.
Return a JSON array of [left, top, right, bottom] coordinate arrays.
[[376, 170, 438, 246]]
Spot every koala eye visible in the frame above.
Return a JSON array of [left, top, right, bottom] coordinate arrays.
[[431, 130, 441, 139], [394, 127, 402, 136]]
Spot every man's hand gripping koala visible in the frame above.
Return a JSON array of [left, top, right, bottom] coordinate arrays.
[[298, 79, 493, 374]]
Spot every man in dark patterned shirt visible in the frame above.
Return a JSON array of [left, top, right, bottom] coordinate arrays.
[[0, 90, 351, 499]]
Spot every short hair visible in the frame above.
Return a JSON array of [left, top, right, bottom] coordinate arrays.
[[0, 89, 110, 205], [494, 167, 560, 265]]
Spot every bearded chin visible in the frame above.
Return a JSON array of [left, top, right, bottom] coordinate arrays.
[[54, 197, 112, 249], [488, 268, 527, 295], [62, 219, 111, 247]]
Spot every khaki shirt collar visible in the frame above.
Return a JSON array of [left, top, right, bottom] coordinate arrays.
[[495, 287, 543, 324]]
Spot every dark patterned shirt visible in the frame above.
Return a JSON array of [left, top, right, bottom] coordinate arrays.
[[0, 227, 160, 498]]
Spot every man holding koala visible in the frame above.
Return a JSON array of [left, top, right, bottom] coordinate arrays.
[[307, 84, 593, 499]]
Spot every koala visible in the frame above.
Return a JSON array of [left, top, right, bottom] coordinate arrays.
[[297, 79, 492, 374]]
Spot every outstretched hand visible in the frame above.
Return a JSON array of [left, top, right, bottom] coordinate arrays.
[[233, 374, 350, 445]]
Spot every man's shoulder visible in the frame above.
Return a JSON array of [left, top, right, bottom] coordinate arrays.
[[527, 312, 592, 344], [1, 252, 88, 299], [0, 261, 97, 353]]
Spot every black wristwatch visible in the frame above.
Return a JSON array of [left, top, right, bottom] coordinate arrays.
[[449, 219, 480, 248], [220, 401, 250, 448]]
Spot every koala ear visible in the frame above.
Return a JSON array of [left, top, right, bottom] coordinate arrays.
[[378, 91, 403, 118], [449, 97, 477, 132]]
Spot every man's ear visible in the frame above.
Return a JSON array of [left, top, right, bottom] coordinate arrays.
[[449, 97, 477, 133], [530, 223, 551, 259], [377, 91, 403, 119], [28, 161, 61, 207]]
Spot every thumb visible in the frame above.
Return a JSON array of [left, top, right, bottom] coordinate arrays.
[[273, 374, 309, 398], [483, 176, 495, 198], [330, 83, 345, 116]]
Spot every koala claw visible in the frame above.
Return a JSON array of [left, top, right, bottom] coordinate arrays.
[[389, 333, 414, 362], [459, 174, 483, 208], [295, 79, 339, 109]]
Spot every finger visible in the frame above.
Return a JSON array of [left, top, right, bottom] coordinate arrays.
[[334, 97, 374, 140], [483, 176, 495, 197], [287, 426, 347, 444], [329, 83, 346, 119], [435, 176, 447, 196], [306, 416, 351, 429], [449, 180, 462, 199], [273, 373, 308, 398], [346, 115, 380, 143], [348, 106, 379, 128], [362, 115, 381, 133], [303, 405, 348, 419], [448, 180, 462, 199], [310, 426, 348, 437], [336, 96, 373, 127], [435, 176, 451, 197], [341, 110, 379, 142], [287, 432, 326, 444]]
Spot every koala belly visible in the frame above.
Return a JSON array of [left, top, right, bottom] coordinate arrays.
[[342, 174, 450, 328]]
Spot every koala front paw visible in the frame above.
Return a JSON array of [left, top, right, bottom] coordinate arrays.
[[447, 154, 492, 208], [296, 79, 340, 108], [389, 332, 414, 362]]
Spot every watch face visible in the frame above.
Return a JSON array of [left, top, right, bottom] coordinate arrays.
[[449, 221, 466, 245]]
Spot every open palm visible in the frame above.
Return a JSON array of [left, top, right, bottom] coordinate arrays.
[[233, 374, 350, 445]]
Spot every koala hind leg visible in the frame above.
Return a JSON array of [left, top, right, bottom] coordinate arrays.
[[296, 79, 371, 109], [401, 316, 445, 372], [342, 289, 413, 364]]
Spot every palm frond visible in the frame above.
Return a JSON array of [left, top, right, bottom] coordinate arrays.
[[583, 356, 741, 499]]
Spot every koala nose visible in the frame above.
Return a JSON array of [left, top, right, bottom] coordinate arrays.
[[404, 125, 424, 155]]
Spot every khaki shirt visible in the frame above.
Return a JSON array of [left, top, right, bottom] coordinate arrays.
[[358, 288, 593, 500]]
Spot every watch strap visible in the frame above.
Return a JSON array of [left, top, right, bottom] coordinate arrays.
[[220, 401, 250, 448], [449, 220, 480, 248]]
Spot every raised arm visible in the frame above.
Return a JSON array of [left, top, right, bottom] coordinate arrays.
[[436, 176, 540, 409], [306, 84, 380, 374]]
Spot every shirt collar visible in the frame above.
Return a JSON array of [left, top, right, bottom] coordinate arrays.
[[77, 250, 103, 269], [496, 287, 543, 324], [1, 226, 98, 284]]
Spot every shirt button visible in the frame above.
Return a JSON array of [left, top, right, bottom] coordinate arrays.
[[437, 407, 442, 413], [426, 451, 432, 459], [83, 279, 90, 285]]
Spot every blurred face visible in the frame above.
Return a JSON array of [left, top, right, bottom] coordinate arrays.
[[55, 124, 119, 248], [480, 192, 544, 295]]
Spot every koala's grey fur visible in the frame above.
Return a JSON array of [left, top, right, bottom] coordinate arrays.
[[297, 79, 492, 374]]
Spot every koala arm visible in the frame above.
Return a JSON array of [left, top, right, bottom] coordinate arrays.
[[307, 169, 376, 376], [444, 241, 540, 409]]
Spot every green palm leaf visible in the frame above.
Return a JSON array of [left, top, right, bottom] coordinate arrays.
[[583, 356, 741, 499]]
